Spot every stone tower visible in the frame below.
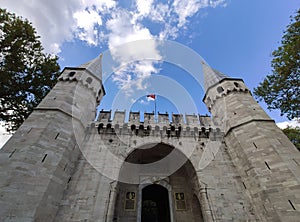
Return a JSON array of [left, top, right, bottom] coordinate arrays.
[[0, 55, 300, 221]]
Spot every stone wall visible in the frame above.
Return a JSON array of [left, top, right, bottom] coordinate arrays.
[[205, 79, 300, 221]]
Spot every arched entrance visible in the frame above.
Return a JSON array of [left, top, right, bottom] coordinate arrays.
[[141, 184, 170, 222], [113, 143, 205, 222]]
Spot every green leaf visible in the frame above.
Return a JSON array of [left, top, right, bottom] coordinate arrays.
[[0, 9, 60, 132]]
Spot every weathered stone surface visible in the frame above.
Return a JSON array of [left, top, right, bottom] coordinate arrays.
[[0, 57, 299, 222]]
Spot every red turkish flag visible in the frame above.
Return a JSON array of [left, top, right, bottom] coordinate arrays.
[[146, 94, 156, 100]]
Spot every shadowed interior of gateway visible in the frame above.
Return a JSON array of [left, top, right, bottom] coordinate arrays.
[[142, 184, 170, 222], [114, 143, 204, 221]]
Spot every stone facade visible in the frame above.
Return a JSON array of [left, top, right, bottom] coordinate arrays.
[[0, 55, 299, 221]]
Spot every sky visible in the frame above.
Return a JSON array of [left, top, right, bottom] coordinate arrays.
[[0, 0, 300, 146]]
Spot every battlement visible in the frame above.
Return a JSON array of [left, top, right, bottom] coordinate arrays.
[[95, 110, 222, 139], [97, 110, 213, 126]]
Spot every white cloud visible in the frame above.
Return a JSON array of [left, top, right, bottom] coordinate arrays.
[[173, 0, 202, 27], [0, 0, 80, 54], [0, 0, 227, 93], [112, 60, 159, 96], [0, 123, 12, 149], [172, 0, 226, 28], [73, 9, 103, 45], [82, 0, 116, 10], [107, 0, 226, 94], [149, 3, 171, 23], [0, 0, 227, 54], [0, 0, 117, 54], [106, 10, 162, 94], [72, 0, 117, 45], [276, 119, 300, 129], [136, 0, 154, 17], [106, 10, 153, 48]]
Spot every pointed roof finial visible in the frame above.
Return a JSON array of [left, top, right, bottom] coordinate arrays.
[[79, 54, 103, 79], [201, 60, 228, 92]]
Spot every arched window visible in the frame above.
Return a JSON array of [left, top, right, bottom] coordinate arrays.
[[217, 86, 224, 93], [86, 77, 93, 84], [68, 71, 76, 77], [234, 82, 239, 87]]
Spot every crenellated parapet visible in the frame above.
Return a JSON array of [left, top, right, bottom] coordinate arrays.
[[203, 78, 250, 112], [57, 67, 105, 100], [96, 110, 223, 139]]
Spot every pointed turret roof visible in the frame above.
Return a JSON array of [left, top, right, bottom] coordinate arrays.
[[201, 61, 228, 92], [79, 54, 103, 79]]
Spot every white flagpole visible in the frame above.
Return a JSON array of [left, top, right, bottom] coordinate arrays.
[[155, 96, 157, 123]]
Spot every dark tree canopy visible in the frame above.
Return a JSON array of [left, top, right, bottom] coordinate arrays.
[[0, 9, 60, 132], [254, 9, 300, 120], [282, 127, 300, 151]]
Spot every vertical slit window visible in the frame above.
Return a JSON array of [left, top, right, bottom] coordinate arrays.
[[42, 154, 47, 163], [242, 182, 247, 189], [265, 161, 271, 170], [288, 200, 296, 210], [9, 149, 16, 158]]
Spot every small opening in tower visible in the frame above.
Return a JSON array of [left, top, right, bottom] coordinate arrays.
[[242, 182, 247, 189], [131, 124, 136, 131], [234, 82, 239, 87], [217, 86, 224, 93], [253, 142, 258, 149], [97, 89, 102, 101], [41, 154, 47, 163], [55, 133, 60, 140], [9, 149, 16, 158], [86, 77, 93, 84], [288, 200, 296, 210], [68, 71, 76, 77], [63, 163, 68, 171], [265, 161, 271, 170]]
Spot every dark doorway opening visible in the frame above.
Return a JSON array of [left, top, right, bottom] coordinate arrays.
[[142, 184, 171, 222]]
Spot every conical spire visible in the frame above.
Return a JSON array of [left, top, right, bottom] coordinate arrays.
[[201, 61, 228, 92], [79, 54, 103, 79]]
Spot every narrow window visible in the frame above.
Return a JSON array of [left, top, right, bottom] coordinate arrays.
[[217, 86, 224, 93], [288, 200, 296, 210], [253, 142, 258, 149], [293, 159, 299, 166], [68, 71, 76, 77], [242, 182, 247, 189], [265, 161, 271, 170], [63, 164, 68, 171], [55, 133, 60, 140], [86, 77, 93, 84], [131, 125, 136, 131], [42, 154, 47, 163], [9, 149, 16, 158], [234, 82, 239, 87]]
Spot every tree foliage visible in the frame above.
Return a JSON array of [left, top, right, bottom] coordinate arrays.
[[0, 9, 60, 132], [254, 9, 300, 120], [282, 127, 300, 151]]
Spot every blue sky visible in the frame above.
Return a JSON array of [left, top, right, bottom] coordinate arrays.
[[1, 0, 300, 128]]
